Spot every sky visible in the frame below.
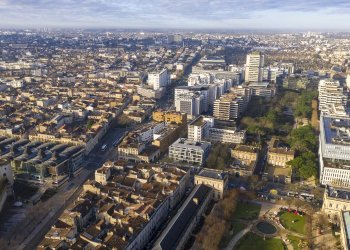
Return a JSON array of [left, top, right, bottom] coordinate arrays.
[[0, 0, 350, 30]]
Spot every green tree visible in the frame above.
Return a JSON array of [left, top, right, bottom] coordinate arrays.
[[288, 151, 317, 179], [290, 125, 317, 152], [87, 119, 94, 129]]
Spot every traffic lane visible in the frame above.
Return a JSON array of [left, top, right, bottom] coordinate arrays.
[[95, 126, 128, 152], [253, 144, 268, 176]]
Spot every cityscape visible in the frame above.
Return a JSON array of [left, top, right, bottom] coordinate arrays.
[[1, 1, 350, 250]]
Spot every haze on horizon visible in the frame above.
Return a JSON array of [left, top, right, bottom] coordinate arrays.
[[0, 0, 350, 31]]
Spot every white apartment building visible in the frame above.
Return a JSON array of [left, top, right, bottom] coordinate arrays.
[[243, 82, 276, 98], [175, 93, 204, 118], [209, 127, 246, 144], [318, 79, 347, 115], [135, 122, 165, 143], [213, 93, 245, 121], [231, 85, 252, 110], [188, 116, 214, 142], [175, 86, 210, 117], [244, 51, 265, 82], [319, 115, 350, 187], [148, 69, 169, 91], [6, 79, 24, 88], [169, 138, 211, 166]]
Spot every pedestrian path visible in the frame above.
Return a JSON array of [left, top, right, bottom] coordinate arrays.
[[223, 224, 252, 250]]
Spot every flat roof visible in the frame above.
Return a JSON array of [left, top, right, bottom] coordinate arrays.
[[197, 169, 226, 180], [343, 211, 350, 249], [323, 116, 350, 146], [154, 185, 212, 250], [189, 116, 205, 127], [247, 82, 269, 88]]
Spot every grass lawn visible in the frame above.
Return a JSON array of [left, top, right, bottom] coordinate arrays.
[[220, 222, 246, 248], [233, 202, 261, 220], [279, 212, 306, 235], [235, 232, 285, 250], [287, 235, 305, 250]]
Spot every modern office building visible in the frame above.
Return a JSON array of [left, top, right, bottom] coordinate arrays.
[[319, 115, 350, 187], [244, 51, 265, 82], [169, 138, 211, 166]]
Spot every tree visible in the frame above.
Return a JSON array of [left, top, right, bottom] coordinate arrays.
[[290, 125, 317, 152], [288, 151, 318, 179], [248, 175, 261, 190], [315, 213, 329, 231], [265, 110, 277, 126], [86, 119, 94, 129]]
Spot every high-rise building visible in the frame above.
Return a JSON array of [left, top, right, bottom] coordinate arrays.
[[175, 93, 204, 118], [175, 86, 210, 117], [148, 69, 169, 90], [318, 79, 348, 115], [213, 93, 245, 121], [187, 116, 214, 142], [244, 51, 265, 82], [168, 34, 183, 43], [346, 74, 350, 90]]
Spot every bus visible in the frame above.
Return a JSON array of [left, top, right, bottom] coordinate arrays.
[[300, 193, 315, 199]]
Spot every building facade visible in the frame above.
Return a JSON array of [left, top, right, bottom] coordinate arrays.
[[169, 138, 211, 166], [244, 51, 265, 83], [194, 169, 228, 200], [187, 116, 214, 142]]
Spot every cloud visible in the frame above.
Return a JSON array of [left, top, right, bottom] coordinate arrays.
[[0, 0, 350, 29]]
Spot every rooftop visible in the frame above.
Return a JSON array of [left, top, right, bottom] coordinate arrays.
[[342, 211, 350, 249], [155, 185, 212, 250], [171, 138, 211, 150], [322, 116, 350, 145], [197, 168, 226, 180], [327, 186, 350, 200], [189, 116, 205, 127]]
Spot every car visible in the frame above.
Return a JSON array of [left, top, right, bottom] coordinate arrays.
[[101, 144, 107, 151]]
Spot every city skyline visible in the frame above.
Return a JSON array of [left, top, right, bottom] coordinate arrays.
[[0, 0, 350, 30]]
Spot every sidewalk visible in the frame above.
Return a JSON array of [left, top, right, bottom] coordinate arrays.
[[223, 224, 252, 250]]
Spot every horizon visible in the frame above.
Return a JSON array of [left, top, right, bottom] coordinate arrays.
[[0, 0, 350, 31]]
